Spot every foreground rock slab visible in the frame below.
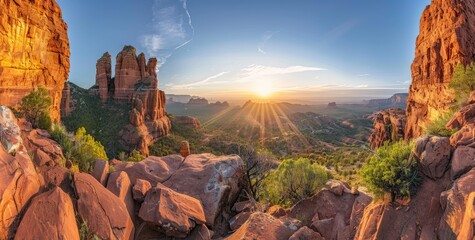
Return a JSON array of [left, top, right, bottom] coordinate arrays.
[[14, 187, 79, 240], [226, 212, 297, 240], [74, 173, 134, 240], [138, 184, 206, 238]]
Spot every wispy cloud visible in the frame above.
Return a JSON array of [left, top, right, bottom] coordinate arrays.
[[166, 72, 229, 89], [257, 31, 279, 54], [241, 64, 327, 78], [141, 0, 194, 67], [358, 73, 371, 77]]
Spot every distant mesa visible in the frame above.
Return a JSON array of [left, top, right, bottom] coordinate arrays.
[[188, 97, 209, 105], [88, 45, 171, 155], [327, 102, 337, 108], [367, 93, 408, 109], [174, 116, 201, 129], [166, 94, 192, 103]]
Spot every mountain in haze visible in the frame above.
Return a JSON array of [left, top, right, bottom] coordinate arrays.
[[367, 93, 408, 109], [166, 94, 193, 103]]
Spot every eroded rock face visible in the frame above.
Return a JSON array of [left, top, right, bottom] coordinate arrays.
[[14, 187, 79, 240], [60, 82, 71, 117], [74, 173, 134, 240], [95, 52, 112, 103], [439, 168, 475, 239], [0, 0, 70, 122], [368, 108, 406, 149], [405, 0, 475, 139]]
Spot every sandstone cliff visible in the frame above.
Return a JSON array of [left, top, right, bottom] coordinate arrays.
[[92, 46, 170, 155], [0, 0, 70, 122], [405, 0, 475, 139]]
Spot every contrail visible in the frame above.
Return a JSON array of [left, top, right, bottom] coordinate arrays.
[[175, 0, 195, 50]]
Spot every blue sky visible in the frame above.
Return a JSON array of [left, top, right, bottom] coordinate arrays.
[[57, 0, 430, 103]]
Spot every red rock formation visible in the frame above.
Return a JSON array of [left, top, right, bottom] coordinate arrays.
[[405, 0, 475, 139], [0, 0, 70, 122], [60, 82, 71, 117], [226, 212, 298, 240], [95, 52, 112, 103], [175, 116, 201, 128], [92, 46, 170, 155], [368, 108, 406, 149]]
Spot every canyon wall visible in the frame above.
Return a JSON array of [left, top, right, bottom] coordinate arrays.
[[0, 0, 70, 122], [405, 0, 475, 139]]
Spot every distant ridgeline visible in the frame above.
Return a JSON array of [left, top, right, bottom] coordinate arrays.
[[367, 93, 408, 109], [61, 46, 171, 156]]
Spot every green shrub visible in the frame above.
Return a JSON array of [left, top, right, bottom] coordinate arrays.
[[424, 109, 458, 137], [38, 111, 52, 130], [127, 149, 146, 162], [50, 124, 108, 172], [361, 141, 421, 199], [74, 127, 108, 172], [19, 86, 52, 128], [262, 158, 330, 207], [449, 62, 475, 105]]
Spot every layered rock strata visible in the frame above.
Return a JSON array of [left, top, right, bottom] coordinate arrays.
[[0, 0, 70, 122]]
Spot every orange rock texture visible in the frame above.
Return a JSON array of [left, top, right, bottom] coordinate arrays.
[[405, 0, 475, 139], [0, 0, 70, 122]]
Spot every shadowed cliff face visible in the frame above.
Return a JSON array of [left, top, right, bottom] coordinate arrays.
[[406, 0, 475, 139], [0, 0, 70, 122]]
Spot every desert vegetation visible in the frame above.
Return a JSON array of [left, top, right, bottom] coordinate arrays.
[[18, 86, 52, 129], [50, 124, 108, 172], [361, 141, 421, 199]]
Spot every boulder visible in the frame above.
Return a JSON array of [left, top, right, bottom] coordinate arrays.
[[458, 192, 475, 240], [0, 133, 41, 239], [439, 168, 475, 239], [232, 201, 253, 213], [414, 136, 451, 179], [138, 184, 206, 238], [20, 123, 64, 167], [268, 205, 287, 218], [349, 193, 373, 237], [74, 173, 134, 240], [288, 226, 323, 240], [450, 123, 475, 148], [132, 178, 152, 202], [229, 212, 251, 231], [451, 146, 475, 179], [446, 103, 475, 130], [14, 187, 79, 240], [185, 224, 212, 240], [123, 155, 185, 185], [226, 212, 297, 240], [123, 154, 244, 234], [106, 171, 135, 220], [0, 106, 23, 153], [91, 159, 109, 186], [162, 154, 244, 232]]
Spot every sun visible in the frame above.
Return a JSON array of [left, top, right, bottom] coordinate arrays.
[[254, 81, 273, 98]]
